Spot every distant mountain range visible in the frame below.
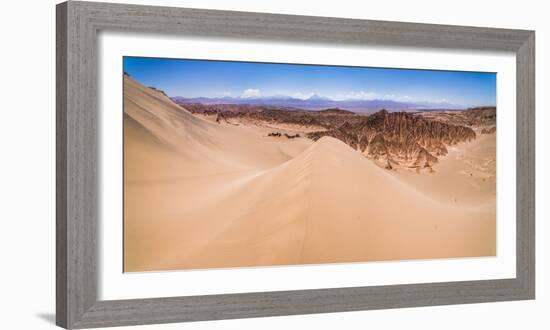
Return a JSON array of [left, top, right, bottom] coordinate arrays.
[[171, 94, 464, 111]]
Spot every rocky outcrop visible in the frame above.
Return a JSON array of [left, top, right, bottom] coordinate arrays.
[[318, 108, 356, 115], [462, 107, 496, 127], [416, 106, 496, 129], [308, 110, 476, 172], [176, 103, 362, 129], [268, 132, 301, 139], [148, 86, 169, 98], [215, 111, 226, 124]]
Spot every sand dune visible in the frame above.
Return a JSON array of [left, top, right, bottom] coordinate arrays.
[[124, 76, 311, 181], [124, 76, 496, 272]]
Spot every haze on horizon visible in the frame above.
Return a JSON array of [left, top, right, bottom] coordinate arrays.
[[123, 56, 497, 108]]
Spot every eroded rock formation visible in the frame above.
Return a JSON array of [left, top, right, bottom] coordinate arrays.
[[308, 110, 476, 172]]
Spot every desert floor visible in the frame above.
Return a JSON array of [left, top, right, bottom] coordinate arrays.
[[123, 76, 496, 272]]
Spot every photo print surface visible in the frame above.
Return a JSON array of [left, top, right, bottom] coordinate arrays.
[[123, 56, 497, 272]]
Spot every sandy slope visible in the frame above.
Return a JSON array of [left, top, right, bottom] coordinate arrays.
[[124, 76, 496, 272], [124, 76, 311, 181], [395, 132, 496, 206]]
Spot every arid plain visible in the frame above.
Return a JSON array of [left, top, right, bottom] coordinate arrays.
[[124, 75, 496, 272]]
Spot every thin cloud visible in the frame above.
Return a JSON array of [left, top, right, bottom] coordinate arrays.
[[291, 92, 316, 100], [241, 88, 261, 98], [333, 91, 415, 102]]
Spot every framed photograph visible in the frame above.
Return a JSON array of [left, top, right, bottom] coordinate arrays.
[[56, 1, 535, 328]]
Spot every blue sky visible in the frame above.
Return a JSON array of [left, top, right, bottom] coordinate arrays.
[[123, 56, 496, 107]]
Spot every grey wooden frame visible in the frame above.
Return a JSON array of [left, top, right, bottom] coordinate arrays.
[[56, 1, 535, 328]]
